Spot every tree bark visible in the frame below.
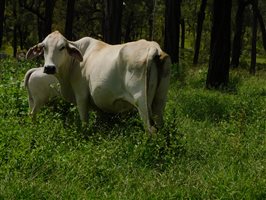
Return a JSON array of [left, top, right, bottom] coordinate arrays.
[[13, 26, 17, 57], [103, 0, 123, 44], [206, 0, 232, 89], [37, 17, 44, 42], [65, 0, 76, 40], [230, 0, 248, 68], [124, 11, 134, 42], [147, 0, 156, 41], [164, 0, 181, 64], [180, 18, 185, 49], [12, 0, 17, 57], [44, 0, 54, 38], [18, 26, 24, 50], [257, 10, 266, 51], [0, 0, 5, 48], [250, 0, 258, 75], [193, 0, 207, 65]]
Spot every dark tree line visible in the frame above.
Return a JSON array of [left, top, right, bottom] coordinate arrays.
[[202, 0, 266, 87]]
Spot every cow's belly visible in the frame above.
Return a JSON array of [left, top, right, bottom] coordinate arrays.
[[91, 86, 134, 113]]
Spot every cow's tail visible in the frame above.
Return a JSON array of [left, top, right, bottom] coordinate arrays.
[[146, 47, 171, 130], [145, 47, 160, 132]]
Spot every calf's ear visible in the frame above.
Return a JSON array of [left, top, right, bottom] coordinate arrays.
[[67, 43, 83, 62], [26, 43, 44, 59]]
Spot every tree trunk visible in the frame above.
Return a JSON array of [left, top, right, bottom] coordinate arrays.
[[103, 0, 123, 44], [37, 17, 44, 42], [250, 0, 258, 75], [65, 0, 76, 40], [180, 18, 185, 49], [124, 11, 134, 42], [206, 0, 232, 89], [148, 0, 156, 41], [193, 0, 207, 65], [13, 26, 17, 57], [164, 0, 181, 64], [230, 0, 247, 68], [257, 10, 266, 51], [18, 25, 24, 50], [12, 0, 17, 57], [0, 0, 5, 48], [44, 0, 54, 38]]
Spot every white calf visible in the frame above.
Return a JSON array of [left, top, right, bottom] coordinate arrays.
[[24, 67, 60, 119]]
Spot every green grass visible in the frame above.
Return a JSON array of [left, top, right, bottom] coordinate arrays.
[[0, 58, 265, 199]]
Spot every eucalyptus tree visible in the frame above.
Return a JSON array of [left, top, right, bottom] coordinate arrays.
[[206, 0, 232, 88]]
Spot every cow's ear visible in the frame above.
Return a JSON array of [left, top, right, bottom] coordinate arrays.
[[26, 43, 44, 59], [67, 43, 83, 62]]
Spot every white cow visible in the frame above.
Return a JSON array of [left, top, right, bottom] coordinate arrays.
[[24, 67, 60, 119], [26, 31, 171, 133]]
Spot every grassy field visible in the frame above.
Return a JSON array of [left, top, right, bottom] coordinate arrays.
[[0, 58, 265, 199]]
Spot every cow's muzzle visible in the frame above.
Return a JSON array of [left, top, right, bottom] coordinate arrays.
[[44, 65, 56, 74]]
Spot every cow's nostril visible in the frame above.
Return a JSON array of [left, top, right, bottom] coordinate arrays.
[[44, 65, 56, 74]]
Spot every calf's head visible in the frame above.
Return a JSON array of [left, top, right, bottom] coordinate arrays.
[[26, 31, 83, 75]]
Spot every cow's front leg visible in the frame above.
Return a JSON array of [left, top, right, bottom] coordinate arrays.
[[76, 96, 89, 123]]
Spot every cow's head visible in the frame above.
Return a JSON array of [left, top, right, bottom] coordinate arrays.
[[26, 31, 83, 75]]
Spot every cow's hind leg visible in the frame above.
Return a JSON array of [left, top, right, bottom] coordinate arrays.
[[28, 96, 34, 115], [30, 102, 40, 121], [28, 96, 38, 121], [135, 93, 156, 134]]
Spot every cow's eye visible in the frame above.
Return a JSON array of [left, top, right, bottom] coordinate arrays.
[[59, 46, 65, 51]]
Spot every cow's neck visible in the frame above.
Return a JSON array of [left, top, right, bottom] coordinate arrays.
[[57, 57, 77, 104]]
